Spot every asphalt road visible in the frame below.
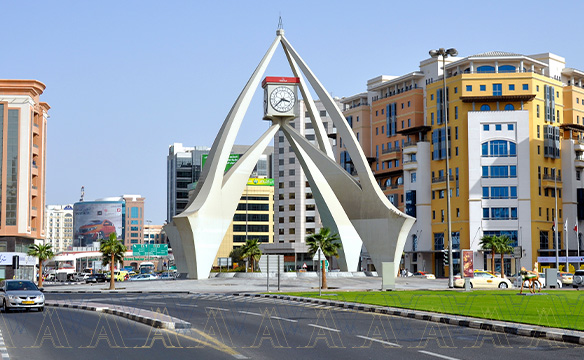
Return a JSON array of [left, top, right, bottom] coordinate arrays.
[[0, 305, 240, 360], [29, 292, 584, 360]]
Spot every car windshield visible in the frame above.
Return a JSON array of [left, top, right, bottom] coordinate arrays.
[[7, 281, 38, 291]]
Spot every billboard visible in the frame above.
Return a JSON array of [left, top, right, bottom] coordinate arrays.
[[73, 201, 123, 247], [462, 250, 474, 278], [201, 154, 240, 172]]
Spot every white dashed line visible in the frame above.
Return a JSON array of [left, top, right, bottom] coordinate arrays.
[[270, 316, 297, 323], [418, 350, 460, 360], [308, 324, 341, 333], [355, 335, 401, 347], [206, 307, 229, 312]]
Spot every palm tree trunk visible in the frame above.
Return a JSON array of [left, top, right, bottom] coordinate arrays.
[[491, 251, 495, 275], [500, 253, 505, 278], [321, 260, 328, 289], [38, 261, 43, 288], [109, 253, 115, 290]]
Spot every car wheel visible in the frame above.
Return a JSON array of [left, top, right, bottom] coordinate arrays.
[[1, 300, 6, 313], [498, 282, 508, 289]]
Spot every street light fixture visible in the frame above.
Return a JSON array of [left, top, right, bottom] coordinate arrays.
[[429, 47, 457, 288]]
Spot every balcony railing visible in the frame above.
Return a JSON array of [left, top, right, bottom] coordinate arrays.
[[402, 159, 417, 165], [542, 174, 562, 182], [402, 141, 417, 148], [381, 147, 401, 155], [432, 175, 454, 183], [343, 102, 369, 111]]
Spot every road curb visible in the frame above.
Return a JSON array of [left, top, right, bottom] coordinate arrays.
[[233, 293, 584, 346], [44, 290, 191, 294], [45, 301, 191, 330]]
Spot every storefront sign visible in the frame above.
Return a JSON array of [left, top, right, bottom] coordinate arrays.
[[0, 253, 36, 266]]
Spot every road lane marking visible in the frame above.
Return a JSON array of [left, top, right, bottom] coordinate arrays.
[[308, 324, 341, 332], [177, 304, 198, 307], [206, 307, 229, 312], [144, 301, 167, 305], [355, 335, 401, 347], [164, 328, 245, 359], [418, 350, 460, 360], [270, 316, 297, 323], [238, 311, 262, 316]]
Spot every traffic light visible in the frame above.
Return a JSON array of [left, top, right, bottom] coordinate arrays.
[[442, 249, 449, 266]]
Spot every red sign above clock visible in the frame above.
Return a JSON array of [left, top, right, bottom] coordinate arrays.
[[262, 77, 300, 88]]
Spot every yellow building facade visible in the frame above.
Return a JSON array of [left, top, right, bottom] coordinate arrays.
[[213, 179, 274, 266]]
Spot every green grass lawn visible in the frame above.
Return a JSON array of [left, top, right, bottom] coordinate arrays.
[[278, 290, 584, 331]]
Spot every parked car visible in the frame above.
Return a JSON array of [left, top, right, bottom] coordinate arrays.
[[0, 279, 44, 312], [455, 270, 513, 289], [128, 274, 158, 281], [86, 274, 107, 283], [75, 273, 92, 282], [558, 272, 573, 285], [572, 270, 584, 288], [158, 272, 177, 280], [412, 271, 436, 280]]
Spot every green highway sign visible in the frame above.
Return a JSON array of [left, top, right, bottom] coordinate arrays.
[[132, 244, 168, 256]]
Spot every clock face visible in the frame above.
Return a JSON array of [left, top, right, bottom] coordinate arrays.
[[270, 86, 296, 113]]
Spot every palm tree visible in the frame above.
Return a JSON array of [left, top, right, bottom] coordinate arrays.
[[229, 247, 244, 268], [306, 227, 342, 290], [479, 235, 497, 275], [493, 236, 514, 278], [27, 244, 54, 288], [100, 233, 127, 290], [241, 238, 262, 272]]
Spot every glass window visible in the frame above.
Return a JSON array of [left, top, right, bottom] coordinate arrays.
[[510, 166, 517, 177], [481, 104, 490, 111], [411, 172, 416, 183], [508, 124, 514, 130], [483, 124, 489, 131], [482, 187, 489, 198], [504, 104, 514, 110], [466, 85, 472, 92], [523, 84, 528, 90], [493, 84, 502, 96], [495, 124, 502, 131], [482, 166, 489, 177], [477, 66, 495, 73], [483, 208, 489, 218], [480, 85, 486, 91], [509, 142, 516, 155], [510, 187, 517, 198], [509, 84, 515, 91], [499, 65, 516, 73]]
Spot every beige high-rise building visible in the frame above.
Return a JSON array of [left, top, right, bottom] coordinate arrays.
[[0, 80, 49, 280]]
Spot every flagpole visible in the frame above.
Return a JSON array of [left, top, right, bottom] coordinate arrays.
[[565, 218, 569, 273], [577, 222, 580, 271]]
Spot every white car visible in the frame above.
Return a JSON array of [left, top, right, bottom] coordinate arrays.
[[412, 272, 436, 279], [454, 271, 513, 289], [128, 274, 158, 281]]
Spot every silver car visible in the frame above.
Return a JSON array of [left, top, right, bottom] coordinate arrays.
[[0, 280, 45, 312]]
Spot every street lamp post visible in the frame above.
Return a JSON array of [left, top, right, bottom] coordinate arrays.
[[554, 168, 559, 269], [430, 48, 458, 288]]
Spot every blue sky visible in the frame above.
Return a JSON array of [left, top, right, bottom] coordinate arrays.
[[2, 0, 584, 224]]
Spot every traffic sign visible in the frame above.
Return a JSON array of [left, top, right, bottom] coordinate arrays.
[[132, 244, 168, 256], [312, 248, 325, 261]]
